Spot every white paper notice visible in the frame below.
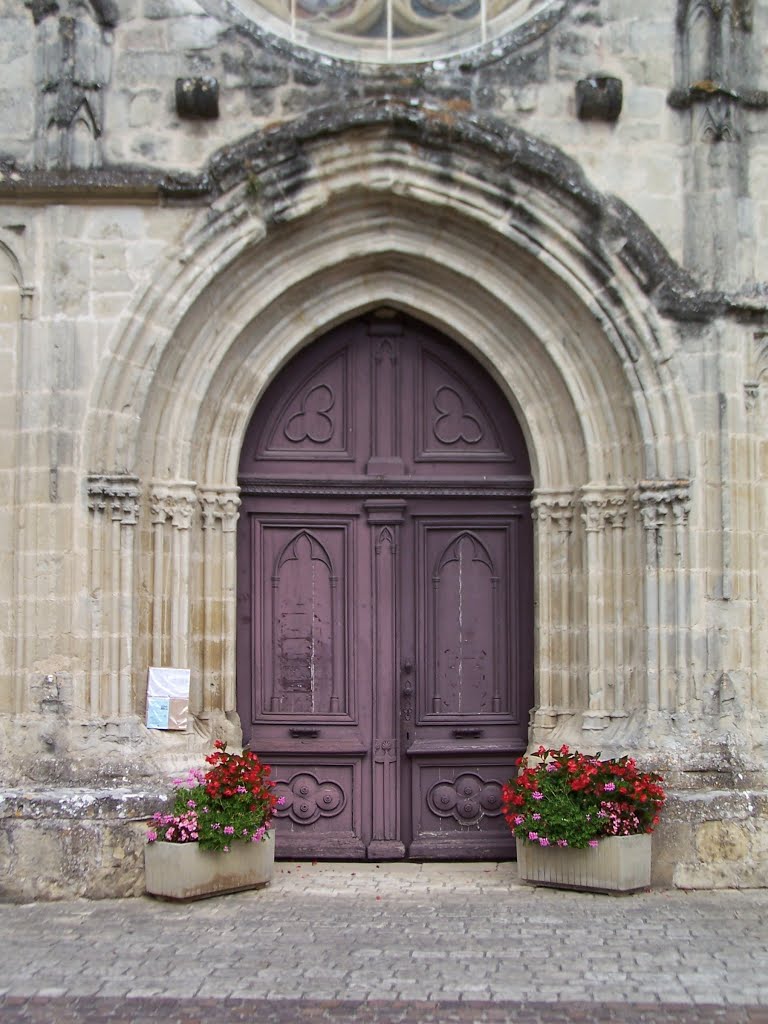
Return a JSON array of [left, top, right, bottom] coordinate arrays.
[[146, 667, 191, 731]]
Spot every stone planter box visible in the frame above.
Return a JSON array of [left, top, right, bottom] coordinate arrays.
[[516, 833, 652, 894], [144, 831, 275, 900]]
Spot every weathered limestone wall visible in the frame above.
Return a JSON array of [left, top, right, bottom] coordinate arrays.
[[0, 0, 766, 897]]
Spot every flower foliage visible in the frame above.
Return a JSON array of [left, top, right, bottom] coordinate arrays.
[[502, 745, 666, 850], [146, 741, 282, 852]]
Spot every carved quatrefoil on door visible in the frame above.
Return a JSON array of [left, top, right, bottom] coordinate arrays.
[[275, 772, 346, 825], [284, 384, 335, 444], [433, 386, 483, 445], [427, 773, 503, 825]]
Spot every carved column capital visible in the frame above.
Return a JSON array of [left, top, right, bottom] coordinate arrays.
[[580, 493, 609, 533], [671, 489, 692, 529], [579, 487, 631, 533], [636, 480, 691, 531], [531, 491, 575, 532], [87, 474, 140, 524], [150, 482, 197, 529], [199, 487, 241, 533]]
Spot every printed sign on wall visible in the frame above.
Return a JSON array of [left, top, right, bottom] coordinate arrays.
[[146, 667, 190, 731]]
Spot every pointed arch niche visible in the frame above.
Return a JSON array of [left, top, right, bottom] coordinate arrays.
[[83, 116, 695, 755]]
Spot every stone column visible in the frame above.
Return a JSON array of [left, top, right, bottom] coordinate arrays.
[[531, 491, 574, 727], [671, 487, 692, 711], [199, 487, 241, 716], [579, 487, 631, 726], [605, 494, 630, 715], [580, 491, 609, 722], [744, 373, 764, 710], [636, 481, 692, 712], [86, 475, 140, 717], [149, 482, 197, 672]]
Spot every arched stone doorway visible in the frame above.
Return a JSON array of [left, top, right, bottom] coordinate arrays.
[[80, 116, 697, 848], [236, 312, 534, 859]]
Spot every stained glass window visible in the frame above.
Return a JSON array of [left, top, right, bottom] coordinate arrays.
[[232, 0, 560, 63]]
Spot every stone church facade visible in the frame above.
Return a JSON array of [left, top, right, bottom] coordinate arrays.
[[0, 0, 767, 897]]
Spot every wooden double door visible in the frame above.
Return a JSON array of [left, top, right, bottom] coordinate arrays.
[[237, 314, 533, 859]]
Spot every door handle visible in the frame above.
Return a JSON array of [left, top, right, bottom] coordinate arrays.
[[401, 658, 414, 697]]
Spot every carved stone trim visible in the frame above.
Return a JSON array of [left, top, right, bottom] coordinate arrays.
[[199, 487, 241, 533], [636, 480, 691, 531], [241, 480, 532, 499], [87, 474, 140, 524], [531, 491, 574, 531], [150, 482, 197, 529], [580, 488, 631, 533]]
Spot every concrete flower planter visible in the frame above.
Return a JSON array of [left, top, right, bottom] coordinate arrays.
[[516, 833, 652, 894], [144, 830, 275, 900]]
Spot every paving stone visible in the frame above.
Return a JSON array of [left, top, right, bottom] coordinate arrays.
[[0, 863, 766, 1021]]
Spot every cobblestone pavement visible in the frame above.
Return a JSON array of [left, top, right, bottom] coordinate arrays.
[[0, 861, 766, 1023]]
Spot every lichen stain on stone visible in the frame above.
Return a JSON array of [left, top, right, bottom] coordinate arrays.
[[696, 819, 751, 862]]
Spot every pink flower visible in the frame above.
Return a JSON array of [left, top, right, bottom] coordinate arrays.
[[532, 791, 544, 800], [528, 831, 539, 841], [557, 839, 568, 847], [146, 829, 157, 843], [539, 837, 550, 847], [532, 813, 541, 821], [223, 826, 235, 835], [588, 839, 599, 848], [513, 815, 524, 825]]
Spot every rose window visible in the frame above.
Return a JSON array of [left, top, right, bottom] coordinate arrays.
[[226, 0, 563, 64]]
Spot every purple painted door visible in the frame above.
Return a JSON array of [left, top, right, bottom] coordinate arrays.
[[237, 314, 533, 859]]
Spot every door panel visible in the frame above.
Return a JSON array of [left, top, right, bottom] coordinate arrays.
[[400, 504, 531, 858], [271, 760, 366, 859], [237, 313, 533, 860], [257, 519, 353, 718], [409, 760, 517, 859]]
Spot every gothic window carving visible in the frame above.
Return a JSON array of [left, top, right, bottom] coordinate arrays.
[[214, 0, 566, 64]]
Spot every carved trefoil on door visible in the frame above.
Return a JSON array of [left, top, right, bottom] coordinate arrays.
[[258, 350, 352, 461]]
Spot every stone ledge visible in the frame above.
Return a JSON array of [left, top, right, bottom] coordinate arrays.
[[0, 787, 169, 821], [0, 787, 172, 902]]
